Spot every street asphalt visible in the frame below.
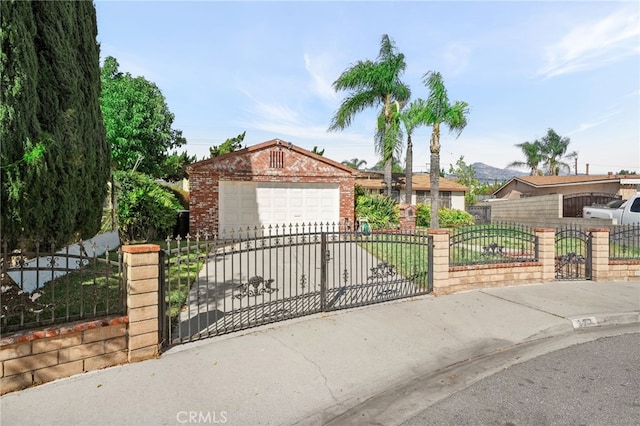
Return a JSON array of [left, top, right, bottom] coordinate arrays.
[[1, 280, 638, 426]]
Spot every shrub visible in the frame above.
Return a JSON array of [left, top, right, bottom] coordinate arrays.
[[114, 171, 182, 242], [355, 193, 399, 230], [416, 204, 431, 227], [416, 204, 475, 228], [439, 207, 475, 227]]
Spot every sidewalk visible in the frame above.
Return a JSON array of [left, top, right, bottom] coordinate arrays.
[[1, 280, 638, 426]]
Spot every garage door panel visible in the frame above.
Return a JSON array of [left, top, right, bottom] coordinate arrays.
[[219, 182, 340, 233]]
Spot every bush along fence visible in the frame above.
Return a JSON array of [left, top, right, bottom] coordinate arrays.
[[2, 225, 639, 394]]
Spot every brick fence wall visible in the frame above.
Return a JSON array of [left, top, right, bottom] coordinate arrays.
[[430, 227, 640, 295], [1, 244, 161, 395], [2, 231, 638, 395]]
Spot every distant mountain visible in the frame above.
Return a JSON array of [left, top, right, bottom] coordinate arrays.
[[470, 162, 527, 184]]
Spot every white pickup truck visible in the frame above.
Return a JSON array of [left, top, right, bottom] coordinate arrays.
[[583, 192, 640, 224]]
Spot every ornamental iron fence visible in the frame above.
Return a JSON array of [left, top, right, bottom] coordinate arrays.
[[449, 223, 538, 267], [1, 238, 125, 334], [555, 225, 592, 280], [160, 223, 433, 348], [609, 223, 640, 261]]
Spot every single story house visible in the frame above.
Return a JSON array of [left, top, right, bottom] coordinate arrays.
[[492, 174, 640, 217], [356, 171, 469, 210], [187, 139, 356, 235], [493, 174, 640, 199]]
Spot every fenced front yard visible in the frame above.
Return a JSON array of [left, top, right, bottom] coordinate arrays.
[[1, 222, 639, 394]]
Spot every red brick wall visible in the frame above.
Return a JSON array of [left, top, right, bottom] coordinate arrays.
[[188, 143, 355, 236], [1, 317, 128, 395]]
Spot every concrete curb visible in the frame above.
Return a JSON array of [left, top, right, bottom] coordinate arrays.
[[569, 311, 640, 330]]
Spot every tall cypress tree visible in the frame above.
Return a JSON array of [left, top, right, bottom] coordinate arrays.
[[0, 0, 40, 248], [0, 0, 109, 249]]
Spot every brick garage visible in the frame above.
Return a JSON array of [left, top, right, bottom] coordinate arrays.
[[187, 139, 356, 236]]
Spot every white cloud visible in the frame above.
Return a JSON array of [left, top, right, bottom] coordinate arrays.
[[566, 110, 621, 136], [538, 6, 640, 79], [303, 53, 338, 103]]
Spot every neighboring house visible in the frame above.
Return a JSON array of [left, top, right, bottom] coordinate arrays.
[[355, 171, 469, 210], [187, 139, 356, 235], [493, 174, 640, 199], [492, 174, 640, 218]]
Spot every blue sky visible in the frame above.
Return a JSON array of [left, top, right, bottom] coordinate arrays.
[[94, 1, 640, 175]]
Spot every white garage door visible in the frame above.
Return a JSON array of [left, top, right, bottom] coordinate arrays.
[[218, 181, 340, 234]]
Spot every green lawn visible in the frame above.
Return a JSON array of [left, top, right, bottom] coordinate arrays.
[[358, 235, 430, 288]]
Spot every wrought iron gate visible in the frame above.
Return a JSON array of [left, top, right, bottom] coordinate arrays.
[[555, 225, 592, 280], [159, 226, 432, 348]]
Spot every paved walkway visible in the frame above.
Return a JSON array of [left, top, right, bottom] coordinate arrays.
[[1, 280, 638, 426]]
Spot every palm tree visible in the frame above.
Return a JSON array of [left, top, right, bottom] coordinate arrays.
[[419, 71, 470, 229], [341, 158, 368, 170], [507, 140, 543, 176], [539, 128, 577, 175], [375, 101, 404, 197], [399, 99, 428, 203], [509, 129, 577, 176], [329, 34, 410, 196]]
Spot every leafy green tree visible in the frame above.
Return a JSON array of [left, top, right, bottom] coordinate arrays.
[[342, 158, 368, 170], [417, 71, 470, 229], [161, 150, 197, 181], [507, 140, 543, 176], [209, 131, 246, 157], [113, 170, 182, 242], [448, 156, 479, 205], [1, 0, 110, 249], [100, 56, 185, 177], [329, 34, 410, 197], [616, 170, 637, 175]]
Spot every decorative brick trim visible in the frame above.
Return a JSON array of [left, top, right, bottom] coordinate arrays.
[[428, 229, 451, 235], [0, 316, 128, 347], [450, 262, 541, 272], [122, 244, 160, 253], [609, 260, 640, 265], [585, 227, 611, 233], [533, 228, 555, 232]]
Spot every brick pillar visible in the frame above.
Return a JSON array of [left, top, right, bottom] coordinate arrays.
[[535, 228, 555, 282], [429, 229, 451, 295], [122, 244, 161, 363], [587, 228, 610, 281], [399, 204, 416, 232]]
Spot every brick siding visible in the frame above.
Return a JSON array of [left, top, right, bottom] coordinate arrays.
[[188, 140, 356, 236]]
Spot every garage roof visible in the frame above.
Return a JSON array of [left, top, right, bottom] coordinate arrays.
[[187, 138, 357, 175]]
